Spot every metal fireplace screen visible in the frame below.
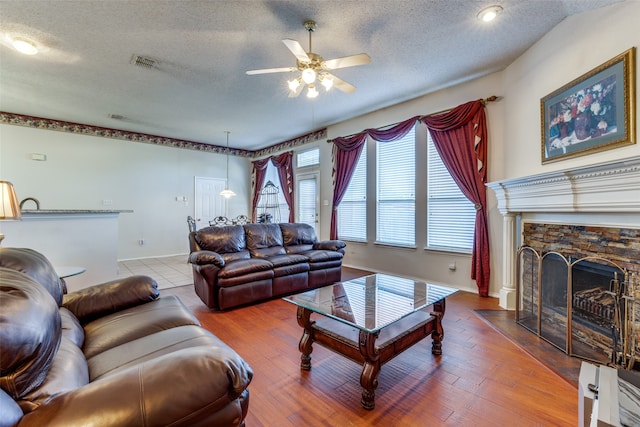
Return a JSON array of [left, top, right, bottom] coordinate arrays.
[[516, 247, 638, 369]]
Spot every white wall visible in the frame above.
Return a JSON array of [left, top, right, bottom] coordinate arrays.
[[501, 1, 640, 179], [0, 124, 250, 259]]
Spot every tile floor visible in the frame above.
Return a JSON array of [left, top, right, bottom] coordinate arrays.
[[117, 255, 192, 289]]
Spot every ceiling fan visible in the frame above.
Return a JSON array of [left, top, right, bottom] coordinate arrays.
[[246, 20, 371, 98]]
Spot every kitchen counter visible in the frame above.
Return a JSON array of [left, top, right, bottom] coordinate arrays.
[[1, 210, 132, 291]]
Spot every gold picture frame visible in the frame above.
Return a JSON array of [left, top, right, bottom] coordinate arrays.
[[541, 47, 636, 164]]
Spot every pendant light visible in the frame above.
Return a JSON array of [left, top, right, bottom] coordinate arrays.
[[219, 131, 236, 198]]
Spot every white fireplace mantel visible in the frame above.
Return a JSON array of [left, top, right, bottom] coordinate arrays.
[[486, 155, 640, 310], [486, 155, 640, 215]]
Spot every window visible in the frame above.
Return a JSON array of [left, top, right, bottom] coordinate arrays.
[[297, 148, 319, 168], [256, 162, 290, 223], [376, 129, 415, 246], [337, 147, 367, 241], [426, 131, 475, 252]]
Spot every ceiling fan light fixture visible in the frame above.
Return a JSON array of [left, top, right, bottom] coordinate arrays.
[[307, 84, 319, 98], [477, 5, 503, 22], [288, 78, 301, 92], [12, 37, 38, 55], [320, 75, 333, 91], [301, 68, 316, 84]]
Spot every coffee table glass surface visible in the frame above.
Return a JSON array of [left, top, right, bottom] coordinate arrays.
[[283, 273, 457, 333]]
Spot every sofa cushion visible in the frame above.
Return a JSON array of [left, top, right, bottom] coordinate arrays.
[[82, 295, 200, 359], [195, 225, 246, 254], [217, 258, 274, 279], [0, 247, 64, 306], [18, 337, 89, 414], [244, 223, 285, 258], [87, 325, 229, 381], [0, 268, 61, 399], [279, 222, 318, 246], [221, 250, 251, 263], [266, 253, 309, 268]]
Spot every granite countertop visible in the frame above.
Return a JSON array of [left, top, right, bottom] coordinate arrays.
[[21, 209, 133, 214]]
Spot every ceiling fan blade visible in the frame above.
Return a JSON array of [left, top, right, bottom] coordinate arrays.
[[323, 53, 371, 70], [282, 39, 310, 63], [327, 74, 357, 94], [246, 67, 297, 75]]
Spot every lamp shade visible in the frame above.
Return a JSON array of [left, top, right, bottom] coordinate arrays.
[[0, 181, 21, 220]]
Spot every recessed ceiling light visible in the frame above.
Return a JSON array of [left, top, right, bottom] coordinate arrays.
[[12, 37, 38, 55], [477, 5, 503, 22]]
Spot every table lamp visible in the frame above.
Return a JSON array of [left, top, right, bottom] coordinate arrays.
[[0, 180, 21, 244]]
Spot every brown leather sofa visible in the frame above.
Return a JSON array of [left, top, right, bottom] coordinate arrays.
[[188, 223, 346, 311], [0, 247, 253, 427]]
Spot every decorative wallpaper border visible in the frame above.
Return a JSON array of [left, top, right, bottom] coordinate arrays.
[[0, 112, 326, 158]]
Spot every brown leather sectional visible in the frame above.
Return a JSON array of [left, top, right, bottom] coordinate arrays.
[[189, 223, 346, 311], [0, 247, 253, 427]]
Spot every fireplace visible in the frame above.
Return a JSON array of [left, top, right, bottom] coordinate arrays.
[[487, 155, 640, 371]]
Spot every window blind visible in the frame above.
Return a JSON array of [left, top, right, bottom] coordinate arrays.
[[376, 129, 415, 246], [426, 131, 475, 251], [297, 148, 319, 168], [337, 147, 367, 241], [297, 177, 317, 227]]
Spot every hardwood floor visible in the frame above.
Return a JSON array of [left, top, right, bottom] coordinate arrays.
[[165, 269, 578, 426]]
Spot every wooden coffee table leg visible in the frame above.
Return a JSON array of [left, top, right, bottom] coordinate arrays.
[[296, 306, 314, 370], [358, 330, 381, 410], [430, 299, 447, 355]]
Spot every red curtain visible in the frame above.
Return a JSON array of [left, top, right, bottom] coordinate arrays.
[[366, 116, 419, 142], [330, 116, 419, 239], [421, 100, 490, 296], [251, 158, 270, 222], [271, 151, 294, 222], [330, 133, 367, 239]]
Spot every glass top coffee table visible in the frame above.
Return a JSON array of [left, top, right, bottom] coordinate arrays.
[[283, 273, 457, 409]]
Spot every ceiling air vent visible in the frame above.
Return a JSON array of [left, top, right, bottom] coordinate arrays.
[[130, 54, 157, 69]]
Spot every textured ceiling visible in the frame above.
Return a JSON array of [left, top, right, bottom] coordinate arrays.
[[0, 0, 622, 150]]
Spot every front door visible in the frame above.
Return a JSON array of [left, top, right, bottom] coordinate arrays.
[[194, 176, 226, 229]]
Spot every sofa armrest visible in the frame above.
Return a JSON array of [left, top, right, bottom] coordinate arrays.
[[62, 276, 159, 324], [16, 347, 252, 427], [189, 250, 225, 268], [313, 240, 347, 252]]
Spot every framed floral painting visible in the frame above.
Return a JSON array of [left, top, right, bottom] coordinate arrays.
[[541, 47, 636, 164]]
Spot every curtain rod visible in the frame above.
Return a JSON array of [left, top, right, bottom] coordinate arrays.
[[328, 95, 500, 142]]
